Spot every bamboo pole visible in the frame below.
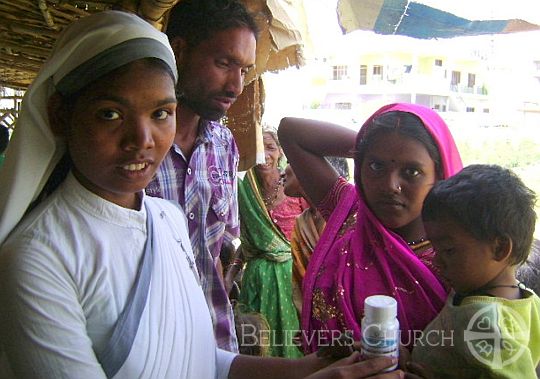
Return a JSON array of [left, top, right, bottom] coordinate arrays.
[[0, 41, 50, 57], [7, 21, 59, 38], [0, 52, 44, 68], [0, 63, 38, 74], [138, 0, 180, 28], [38, 0, 58, 29]]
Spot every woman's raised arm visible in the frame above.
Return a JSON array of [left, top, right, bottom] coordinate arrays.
[[278, 117, 357, 206]]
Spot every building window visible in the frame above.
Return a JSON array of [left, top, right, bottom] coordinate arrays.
[[483, 108, 490, 113], [332, 65, 348, 80], [451, 71, 461, 85], [466, 107, 475, 112], [434, 59, 443, 66], [433, 104, 440, 110], [468, 73, 476, 88], [373, 65, 383, 76], [335, 102, 352, 110], [359, 65, 367, 85]]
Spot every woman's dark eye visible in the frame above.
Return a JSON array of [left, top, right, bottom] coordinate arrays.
[[98, 110, 120, 120], [368, 161, 383, 172], [404, 168, 421, 177]]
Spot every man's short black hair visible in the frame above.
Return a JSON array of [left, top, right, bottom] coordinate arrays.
[[423, 164, 537, 265], [166, 0, 259, 47]]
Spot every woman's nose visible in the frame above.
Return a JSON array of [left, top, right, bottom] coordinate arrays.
[[385, 172, 402, 194], [122, 119, 155, 150]]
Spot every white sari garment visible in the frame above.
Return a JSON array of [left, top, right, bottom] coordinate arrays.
[[0, 173, 236, 379]]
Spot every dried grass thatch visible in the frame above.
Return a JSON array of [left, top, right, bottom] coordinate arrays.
[[0, 0, 182, 89]]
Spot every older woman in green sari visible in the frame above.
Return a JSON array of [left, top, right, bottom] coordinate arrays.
[[237, 128, 308, 358]]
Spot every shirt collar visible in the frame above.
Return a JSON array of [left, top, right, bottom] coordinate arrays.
[[62, 171, 146, 229]]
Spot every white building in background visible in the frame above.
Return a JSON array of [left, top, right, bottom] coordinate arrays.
[[262, 29, 540, 133], [321, 35, 489, 118]]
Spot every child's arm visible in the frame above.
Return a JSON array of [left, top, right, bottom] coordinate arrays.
[[0, 241, 107, 378]]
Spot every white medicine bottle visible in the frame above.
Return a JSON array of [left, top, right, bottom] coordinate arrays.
[[360, 295, 399, 371]]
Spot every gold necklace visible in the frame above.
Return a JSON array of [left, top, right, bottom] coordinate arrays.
[[262, 178, 282, 208], [407, 237, 431, 251]]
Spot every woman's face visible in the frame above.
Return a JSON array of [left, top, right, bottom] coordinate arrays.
[[64, 60, 177, 209], [257, 132, 282, 173], [360, 131, 437, 234]]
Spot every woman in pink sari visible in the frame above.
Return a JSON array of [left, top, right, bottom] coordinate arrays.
[[278, 103, 463, 354]]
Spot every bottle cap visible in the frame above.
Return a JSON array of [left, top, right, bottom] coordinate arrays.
[[364, 295, 397, 321]]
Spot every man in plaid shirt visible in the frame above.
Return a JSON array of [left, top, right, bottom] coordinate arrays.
[[146, 0, 258, 352]]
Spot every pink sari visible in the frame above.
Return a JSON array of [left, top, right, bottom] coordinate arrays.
[[301, 103, 463, 353]]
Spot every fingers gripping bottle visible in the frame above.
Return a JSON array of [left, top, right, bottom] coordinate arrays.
[[360, 295, 399, 371]]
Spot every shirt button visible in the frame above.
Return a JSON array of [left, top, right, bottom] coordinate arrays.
[[187, 168, 192, 175], [189, 212, 195, 220]]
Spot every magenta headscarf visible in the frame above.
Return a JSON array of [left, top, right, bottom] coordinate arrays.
[[301, 103, 463, 353]]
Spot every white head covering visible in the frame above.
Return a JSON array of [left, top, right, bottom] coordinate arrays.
[[0, 11, 178, 244]]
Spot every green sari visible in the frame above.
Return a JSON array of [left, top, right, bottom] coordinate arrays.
[[238, 169, 303, 358]]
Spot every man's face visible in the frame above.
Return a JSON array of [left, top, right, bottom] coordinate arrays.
[[175, 27, 256, 120]]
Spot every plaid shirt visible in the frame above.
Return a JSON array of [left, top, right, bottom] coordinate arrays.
[[146, 120, 240, 352]]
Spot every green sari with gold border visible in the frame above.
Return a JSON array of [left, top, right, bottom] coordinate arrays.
[[238, 169, 303, 358]]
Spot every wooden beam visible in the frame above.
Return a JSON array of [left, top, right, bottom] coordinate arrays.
[[0, 41, 50, 57]]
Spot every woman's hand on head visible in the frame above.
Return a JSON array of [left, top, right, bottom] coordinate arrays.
[[305, 352, 404, 379]]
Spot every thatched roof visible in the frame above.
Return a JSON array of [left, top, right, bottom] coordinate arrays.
[[1, 0, 105, 89]]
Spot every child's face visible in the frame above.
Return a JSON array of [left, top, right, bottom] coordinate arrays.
[[360, 132, 437, 234], [425, 218, 501, 294], [65, 60, 177, 209]]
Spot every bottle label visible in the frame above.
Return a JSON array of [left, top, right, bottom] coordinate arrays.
[[362, 336, 398, 350], [361, 323, 399, 372]]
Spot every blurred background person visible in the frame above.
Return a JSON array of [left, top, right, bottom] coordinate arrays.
[[237, 127, 307, 358]]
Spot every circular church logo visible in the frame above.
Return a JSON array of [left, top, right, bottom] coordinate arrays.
[[464, 305, 528, 369]]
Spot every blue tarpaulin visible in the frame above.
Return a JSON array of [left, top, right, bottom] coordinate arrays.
[[337, 0, 540, 38]]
